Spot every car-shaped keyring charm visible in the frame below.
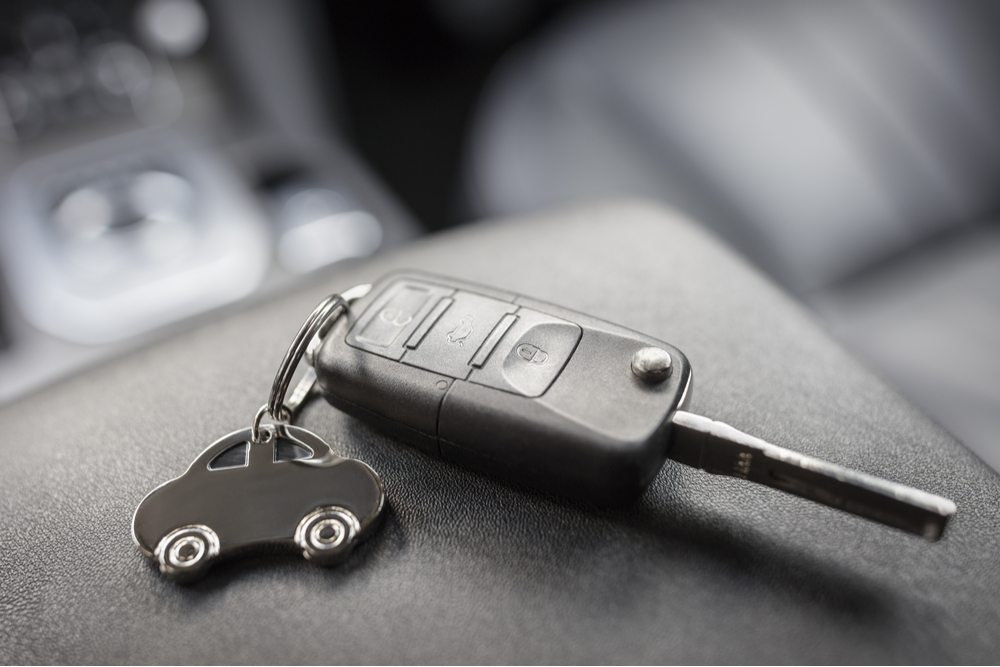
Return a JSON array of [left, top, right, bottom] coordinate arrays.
[[133, 424, 384, 582], [132, 286, 384, 582]]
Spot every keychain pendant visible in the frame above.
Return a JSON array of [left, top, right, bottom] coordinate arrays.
[[133, 286, 383, 582], [133, 424, 384, 582]]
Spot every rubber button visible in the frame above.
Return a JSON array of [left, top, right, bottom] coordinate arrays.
[[401, 291, 517, 379], [347, 280, 454, 360], [469, 308, 581, 397]]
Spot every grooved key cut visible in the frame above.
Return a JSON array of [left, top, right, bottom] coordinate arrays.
[[313, 272, 957, 540]]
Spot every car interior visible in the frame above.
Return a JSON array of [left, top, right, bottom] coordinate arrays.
[[1, 0, 998, 663]]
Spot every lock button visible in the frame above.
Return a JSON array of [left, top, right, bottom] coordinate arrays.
[[469, 308, 581, 397]]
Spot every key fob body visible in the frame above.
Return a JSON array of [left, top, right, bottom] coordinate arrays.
[[315, 272, 692, 506]]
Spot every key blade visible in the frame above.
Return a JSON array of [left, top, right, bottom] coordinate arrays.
[[668, 411, 957, 540]]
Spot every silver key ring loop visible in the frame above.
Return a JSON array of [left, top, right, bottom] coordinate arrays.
[[251, 293, 348, 442], [269, 293, 348, 418], [251, 404, 275, 443]]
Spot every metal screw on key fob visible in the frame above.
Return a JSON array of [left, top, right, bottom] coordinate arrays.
[[314, 272, 957, 540]]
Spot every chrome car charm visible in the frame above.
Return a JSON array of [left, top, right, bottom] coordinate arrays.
[[133, 286, 384, 582]]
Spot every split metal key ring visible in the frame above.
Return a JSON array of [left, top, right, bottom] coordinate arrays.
[[252, 284, 373, 442]]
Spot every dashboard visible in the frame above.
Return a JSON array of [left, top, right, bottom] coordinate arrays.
[[0, 0, 421, 403]]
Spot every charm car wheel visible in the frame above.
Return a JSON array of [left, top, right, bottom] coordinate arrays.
[[295, 506, 360, 565], [155, 525, 220, 582]]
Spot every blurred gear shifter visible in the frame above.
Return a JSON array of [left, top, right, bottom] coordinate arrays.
[[0, 129, 271, 344]]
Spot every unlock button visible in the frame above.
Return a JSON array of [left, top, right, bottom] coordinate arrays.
[[469, 309, 581, 397]]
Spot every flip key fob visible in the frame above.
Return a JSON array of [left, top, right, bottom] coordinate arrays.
[[314, 272, 957, 539], [315, 271, 692, 506]]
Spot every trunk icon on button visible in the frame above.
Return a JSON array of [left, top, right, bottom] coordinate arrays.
[[516, 343, 548, 364], [447, 315, 475, 347]]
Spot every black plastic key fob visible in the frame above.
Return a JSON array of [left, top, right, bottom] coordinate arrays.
[[315, 272, 692, 506]]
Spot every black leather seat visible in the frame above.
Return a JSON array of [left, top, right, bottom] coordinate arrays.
[[465, 0, 1000, 470], [2, 201, 997, 662]]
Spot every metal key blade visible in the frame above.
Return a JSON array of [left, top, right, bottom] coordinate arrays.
[[668, 411, 957, 540]]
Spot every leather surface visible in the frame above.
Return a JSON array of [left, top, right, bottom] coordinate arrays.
[[1, 200, 997, 663], [467, 0, 1000, 293]]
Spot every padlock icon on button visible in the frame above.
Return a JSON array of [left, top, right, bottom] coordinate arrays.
[[516, 343, 548, 364]]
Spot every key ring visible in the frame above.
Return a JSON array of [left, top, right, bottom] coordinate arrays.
[[250, 288, 366, 443]]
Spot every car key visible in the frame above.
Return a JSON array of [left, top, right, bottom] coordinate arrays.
[[312, 272, 957, 540]]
